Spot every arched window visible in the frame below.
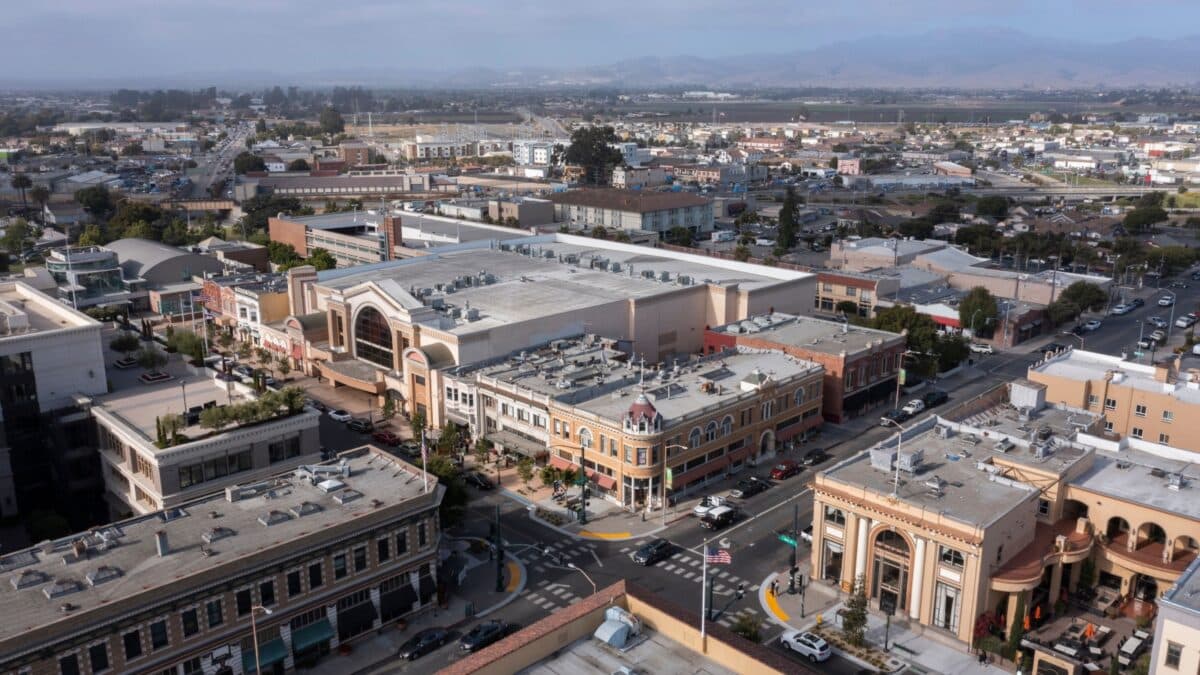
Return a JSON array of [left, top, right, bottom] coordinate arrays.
[[794, 387, 806, 406], [689, 427, 702, 448], [579, 427, 593, 450], [353, 306, 393, 368], [705, 421, 718, 443], [720, 416, 733, 437]]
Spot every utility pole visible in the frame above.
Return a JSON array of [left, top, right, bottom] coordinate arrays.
[[788, 503, 799, 594]]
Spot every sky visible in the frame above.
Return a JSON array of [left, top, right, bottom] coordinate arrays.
[[7, 0, 1200, 82]]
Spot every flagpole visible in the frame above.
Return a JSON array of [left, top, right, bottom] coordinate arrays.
[[420, 430, 429, 493], [700, 539, 708, 649]]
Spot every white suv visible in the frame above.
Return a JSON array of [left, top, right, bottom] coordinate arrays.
[[968, 342, 994, 354], [780, 630, 831, 662]]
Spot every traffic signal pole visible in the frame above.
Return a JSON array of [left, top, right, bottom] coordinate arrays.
[[788, 503, 798, 594]]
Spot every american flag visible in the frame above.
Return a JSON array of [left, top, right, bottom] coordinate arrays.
[[704, 546, 732, 565]]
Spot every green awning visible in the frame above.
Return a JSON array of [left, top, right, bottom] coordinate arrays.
[[291, 618, 334, 653], [242, 637, 287, 673]]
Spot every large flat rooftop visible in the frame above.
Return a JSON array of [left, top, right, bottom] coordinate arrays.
[[1162, 557, 1200, 614], [1032, 349, 1200, 405], [1070, 446, 1200, 521], [0, 447, 436, 644], [94, 374, 242, 445], [710, 313, 903, 356], [0, 280, 98, 336]]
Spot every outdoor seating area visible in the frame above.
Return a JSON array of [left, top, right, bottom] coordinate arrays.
[[1024, 609, 1149, 673]]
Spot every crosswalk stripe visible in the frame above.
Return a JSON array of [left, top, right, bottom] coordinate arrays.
[[534, 564, 546, 573], [748, 584, 759, 592], [673, 568, 685, 575], [717, 571, 729, 579], [683, 571, 696, 579], [551, 587, 569, 597], [745, 607, 760, 614], [714, 583, 726, 592], [670, 552, 683, 560], [663, 563, 676, 571], [687, 559, 700, 567], [619, 546, 631, 553], [536, 579, 548, 587]]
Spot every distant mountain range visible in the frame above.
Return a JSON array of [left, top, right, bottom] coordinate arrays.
[[6, 29, 1199, 90]]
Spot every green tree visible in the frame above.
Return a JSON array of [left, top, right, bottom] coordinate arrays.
[[1124, 205, 1169, 232], [267, 241, 303, 266], [136, 345, 167, 374], [29, 185, 50, 221], [286, 158, 310, 171], [319, 107, 345, 135], [234, 152, 266, 174], [731, 614, 763, 643], [665, 226, 694, 247], [1008, 592, 1026, 654], [110, 332, 141, 356], [841, 574, 868, 647], [777, 186, 799, 250], [306, 248, 336, 270], [517, 457, 534, 487], [958, 286, 999, 336], [121, 143, 143, 156], [1059, 281, 1107, 313], [436, 423, 463, 455], [733, 245, 752, 262], [409, 411, 427, 439], [199, 406, 232, 431], [475, 438, 493, 466], [77, 224, 104, 246], [10, 173, 31, 213], [563, 125, 624, 185], [1046, 300, 1080, 326], [836, 300, 858, 316], [1, 218, 30, 253], [425, 453, 468, 526], [74, 185, 115, 220], [975, 195, 1009, 219]]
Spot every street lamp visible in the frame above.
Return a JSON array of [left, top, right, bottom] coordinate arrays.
[[566, 562, 597, 595], [893, 350, 929, 409], [663, 444, 689, 526], [879, 417, 905, 499], [1162, 289, 1178, 340], [250, 605, 273, 675]]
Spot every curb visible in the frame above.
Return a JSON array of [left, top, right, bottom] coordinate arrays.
[[759, 572, 791, 626], [524, 504, 670, 542], [445, 537, 527, 623]]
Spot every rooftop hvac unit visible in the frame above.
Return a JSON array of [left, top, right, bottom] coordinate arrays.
[[499, 243, 512, 252], [609, 262, 622, 273], [994, 438, 1015, 453], [659, 271, 671, 282], [435, 283, 445, 292], [1168, 473, 1186, 491], [870, 447, 897, 472], [936, 425, 952, 439], [543, 249, 555, 259], [676, 275, 692, 286], [1033, 443, 1052, 459], [565, 254, 579, 264], [430, 297, 445, 309], [448, 308, 462, 319], [897, 449, 924, 473], [642, 270, 655, 279], [465, 308, 480, 321]]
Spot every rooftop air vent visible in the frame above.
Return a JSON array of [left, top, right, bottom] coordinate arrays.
[[11, 569, 48, 590], [85, 565, 122, 587], [202, 527, 236, 544], [290, 502, 323, 518], [333, 489, 363, 505], [43, 578, 82, 599], [158, 507, 188, 523], [465, 308, 480, 322], [258, 510, 293, 527], [1168, 473, 1186, 491]]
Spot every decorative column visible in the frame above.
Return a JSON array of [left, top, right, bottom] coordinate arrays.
[[279, 622, 295, 671], [326, 603, 340, 649], [909, 536, 926, 621], [841, 511, 858, 591], [1005, 592, 1022, 640], [1048, 561, 1064, 609], [854, 517, 873, 589], [370, 585, 383, 629]]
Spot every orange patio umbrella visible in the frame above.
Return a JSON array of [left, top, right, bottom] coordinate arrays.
[[1084, 623, 1096, 639], [1034, 605, 1042, 621], [1023, 614, 1031, 631]]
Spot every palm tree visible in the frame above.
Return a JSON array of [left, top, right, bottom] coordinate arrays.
[[10, 174, 32, 215], [29, 186, 50, 223]]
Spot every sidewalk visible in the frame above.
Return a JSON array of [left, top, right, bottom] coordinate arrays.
[[760, 566, 1008, 675], [308, 537, 526, 675]]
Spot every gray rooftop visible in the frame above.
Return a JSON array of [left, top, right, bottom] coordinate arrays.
[[0, 447, 436, 644], [710, 313, 904, 357], [1033, 349, 1200, 405], [1161, 557, 1200, 614], [0, 281, 98, 335], [95, 374, 242, 446], [282, 210, 381, 231], [1070, 447, 1200, 521]]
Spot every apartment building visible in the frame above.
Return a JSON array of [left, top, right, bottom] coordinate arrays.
[[1027, 350, 1200, 456], [232, 278, 290, 345], [610, 166, 668, 190], [705, 313, 906, 423], [284, 234, 815, 427], [811, 381, 1200, 658], [90, 374, 321, 516], [0, 447, 443, 675], [487, 197, 554, 227], [338, 140, 370, 166], [548, 189, 714, 235], [398, 136, 473, 162], [0, 281, 108, 522], [814, 270, 901, 319], [268, 211, 399, 267], [444, 336, 823, 508]]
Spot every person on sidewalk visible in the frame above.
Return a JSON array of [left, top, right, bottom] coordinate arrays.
[[771, 580, 779, 597]]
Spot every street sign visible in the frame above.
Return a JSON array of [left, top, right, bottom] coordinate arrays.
[[898, 368, 907, 386], [777, 532, 797, 547], [665, 467, 673, 490]]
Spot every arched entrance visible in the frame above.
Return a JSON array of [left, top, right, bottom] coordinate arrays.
[[1132, 574, 1158, 601], [870, 529, 911, 614], [757, 430, 775, 463], [353, 305, 394, 369]]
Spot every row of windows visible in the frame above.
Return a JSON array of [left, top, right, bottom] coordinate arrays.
[[177, 450, 253, 490], [50, 518, 434, 675], [1090, 394, 1175, 423]]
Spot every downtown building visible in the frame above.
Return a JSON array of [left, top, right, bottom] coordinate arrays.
[[0, 447, 443, 675], [809, 379, 1200, 669], [443, 335, 823, 508]]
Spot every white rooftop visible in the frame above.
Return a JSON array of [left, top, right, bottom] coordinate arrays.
[[1032, 349, 1200, 405]]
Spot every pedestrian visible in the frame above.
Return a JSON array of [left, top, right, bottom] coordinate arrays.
[[771, 580, 779, 597]]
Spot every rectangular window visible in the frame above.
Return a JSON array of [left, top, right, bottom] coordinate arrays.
[[378, 537, 391, 563], [1104, 398, 1117, 410], [308, 562, 324, 589], [181, 608, 199, 637], [846, 287, 857, 297], [1135, 404, 1147, 417], [1037, 499, 1050, 517], [397, 530, 408, 555], [637, 447, 647, 465], [334, 554, 347, 579], [1104, 421, 1114, 432], [1165, 641, 1182, 668], [418, 522, 428, 548], [1132, 427, 1144, 439], [1159, 433, 1170, 445], [1163, 410, 1174, 423], [122, 630, 142, 660], [353, 546, 368, 572], [236, 588, 252, 616], [88, 644, 109, 672], [1087, 394, 1099, 406], [206, 599, 223, 628], [58, 655, 80, 675], [287, 570, 302, 598], [182, 656, 203, 675], [939, 546, 965, 569], [149, 620, 169, 650], [260, 579, 276, 606]]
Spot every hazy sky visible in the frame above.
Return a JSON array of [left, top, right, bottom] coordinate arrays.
[[8, 0, 1199, 80]]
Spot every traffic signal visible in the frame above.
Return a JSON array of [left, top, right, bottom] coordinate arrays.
[[736, 583, 745, 599]]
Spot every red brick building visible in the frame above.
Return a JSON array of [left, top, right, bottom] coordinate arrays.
[[704, 313, 906, 423]]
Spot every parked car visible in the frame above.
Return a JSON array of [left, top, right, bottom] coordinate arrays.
[[328, 409, 352, 422], [1137, 337, 1156, 349], [1131, 298, 1145, 308], [968, 342, 994, 354], [1176, 314, 1197, 329], [1147, 316, 1169, 329], [880, 409, 910, 426], [304, 398, 327, 412], [770, 460, 802, 480], [901, 399, 926, 416], [464, 472, 494, 490], [801, 448, 830, 466], [1150, 330, 1166, 342], [730, 477, 769, 499], [1082, 319, 1102, 332], [398, 627, 450, 660], [347, 418, 373, 433], [1109, 303, 1131, 316], [631, 538, 673, 566], [398, 441, 421, 458], [372, 430, 402, 446], [459, 620, 519, 652], [1191, 271, 1200, 281], [693, 495, 729, 518], [780, 630, 832, 662], [922, 390, 949, 407], [1170, 281, 1190, 289], [699, 505, 737, 530], [1159, 295, 1175, 307]]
